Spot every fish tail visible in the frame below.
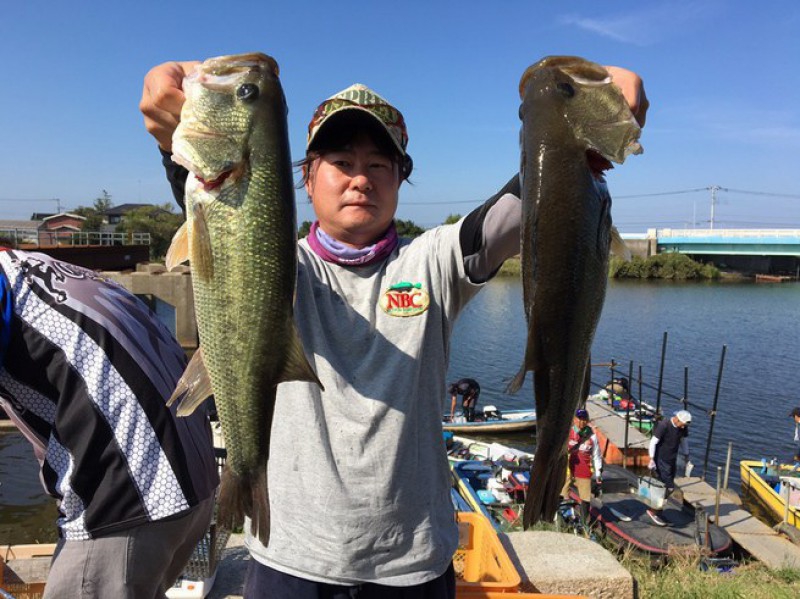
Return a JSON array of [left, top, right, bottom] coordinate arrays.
[[523, 450, 568, 529], [218, 466, 271, 545]]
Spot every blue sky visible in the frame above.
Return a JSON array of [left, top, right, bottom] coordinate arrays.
[[1, 1, 798, 232]]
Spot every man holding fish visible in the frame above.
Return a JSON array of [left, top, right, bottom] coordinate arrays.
[[140, 54, 647, 598]]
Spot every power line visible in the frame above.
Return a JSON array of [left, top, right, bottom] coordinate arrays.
[[615, 187, 710, 199], [723, 188, 800, 199], [402, 185, 800, 206], [402, 199, 483, 206]]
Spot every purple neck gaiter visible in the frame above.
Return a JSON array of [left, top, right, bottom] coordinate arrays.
[[306, 221, 399, 266]]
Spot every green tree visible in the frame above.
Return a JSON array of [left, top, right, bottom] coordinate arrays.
[[74, 190, 114, 231], [395, 219, 425, 238], [444, 214, 461, 225], [298, 220, 312, 239], [116, 203, 184, 260]]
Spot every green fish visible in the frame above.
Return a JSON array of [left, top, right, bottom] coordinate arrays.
[[508, 56, 642, 527], [166, 52, 322, 544]]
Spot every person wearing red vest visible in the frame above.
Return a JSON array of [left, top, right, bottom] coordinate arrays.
[[560, 408, 603, 525]]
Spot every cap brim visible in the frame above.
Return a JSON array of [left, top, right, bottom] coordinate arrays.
[[307, 107, 405, 156]]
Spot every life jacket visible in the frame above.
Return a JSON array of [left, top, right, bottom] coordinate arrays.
[[567, 425, 596, 479]]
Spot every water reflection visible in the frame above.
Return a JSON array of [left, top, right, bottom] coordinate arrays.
[[0, 430, 59, 544]]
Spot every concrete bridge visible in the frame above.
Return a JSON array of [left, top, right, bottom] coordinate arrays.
[[651, 228, 800, 256], [623, 228, 800, 274]]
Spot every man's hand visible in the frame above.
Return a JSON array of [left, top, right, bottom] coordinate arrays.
[[605, 66, 649, 128], [648, 459, 657, 470], [140, 60, 200, 151]]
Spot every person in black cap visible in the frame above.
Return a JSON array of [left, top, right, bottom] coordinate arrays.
[[791, 407, 800, 462], [448, 378, 481, 422]]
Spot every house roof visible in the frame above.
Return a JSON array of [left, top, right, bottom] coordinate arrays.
[[42, 212, 86, 223], [102, 203, 152, 216], [0, 219, 42, 230]]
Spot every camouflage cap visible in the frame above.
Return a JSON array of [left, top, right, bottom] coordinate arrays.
[[307, 83, 408, 156]]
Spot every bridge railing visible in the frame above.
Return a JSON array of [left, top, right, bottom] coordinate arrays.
[[650, 228, 800, 239]]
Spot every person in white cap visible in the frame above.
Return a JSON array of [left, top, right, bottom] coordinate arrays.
[[646, 409, 692, 525], [140, 58, 648, 599]]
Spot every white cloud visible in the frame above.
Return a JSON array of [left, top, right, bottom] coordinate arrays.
[[559, 2, 720, 46]]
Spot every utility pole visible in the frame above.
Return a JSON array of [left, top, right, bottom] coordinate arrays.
[[709, 185, 720, 230]]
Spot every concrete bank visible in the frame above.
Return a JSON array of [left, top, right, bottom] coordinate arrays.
[[502, 531, 633, 598], [208, 531, 633, 599]]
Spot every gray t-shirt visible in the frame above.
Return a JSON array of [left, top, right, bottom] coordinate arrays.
[[246, 221, 482, 585]]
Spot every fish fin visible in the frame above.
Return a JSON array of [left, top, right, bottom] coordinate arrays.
[[279, 323, 324, 390], [523, 447, 568, 529], [581, 357, 592, 403], [191, 202, 214, 282], [168, 347, 214, 416], [610, 226, 631, 261], [165, 222, 190, 270], [506, 328, 541, 394]]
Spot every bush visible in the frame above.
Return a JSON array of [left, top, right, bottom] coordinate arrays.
[[610, 253, 720, 280]]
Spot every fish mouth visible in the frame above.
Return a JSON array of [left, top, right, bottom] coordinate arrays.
[[172, 150, 241, 192], [586, 149, 613, 177], [196, 169, 234, 191]]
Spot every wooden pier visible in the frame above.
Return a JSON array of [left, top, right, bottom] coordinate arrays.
[[676, 476, 800, 569], [585, 394, 650, 467]]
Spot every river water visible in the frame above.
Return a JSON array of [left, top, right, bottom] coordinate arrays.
[[448, 277, 800, 481], [2, 277, 799, 543]]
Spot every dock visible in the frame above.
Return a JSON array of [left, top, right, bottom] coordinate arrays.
[[585, 394, 650, 467], [676, 475, 800, 569]]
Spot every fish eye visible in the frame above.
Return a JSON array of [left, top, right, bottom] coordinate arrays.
[[237, 83, 260, 102], [557, 82, 575, 98]]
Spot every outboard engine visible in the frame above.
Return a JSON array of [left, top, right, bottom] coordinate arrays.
[[482, 405, 502, 420]]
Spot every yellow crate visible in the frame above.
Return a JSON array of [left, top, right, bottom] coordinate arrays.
[[453, 512, 521, 593]]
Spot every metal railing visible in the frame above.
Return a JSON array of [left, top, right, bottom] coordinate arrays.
[[0, 228, 151, 247]]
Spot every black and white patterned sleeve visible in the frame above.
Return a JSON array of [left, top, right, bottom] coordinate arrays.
[[460, 175, 522, 283]]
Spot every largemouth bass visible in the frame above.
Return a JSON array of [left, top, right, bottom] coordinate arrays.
[[508, 56, 642, 527], [165, 52, 322, 544]]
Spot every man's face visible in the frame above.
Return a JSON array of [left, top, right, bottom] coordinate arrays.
[[305, 132, 401, 248], [575, 416, 588, 428], [794, 415, 800, 424]]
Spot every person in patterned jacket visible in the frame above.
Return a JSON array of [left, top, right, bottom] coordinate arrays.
[[0, 244, 219, 599]]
